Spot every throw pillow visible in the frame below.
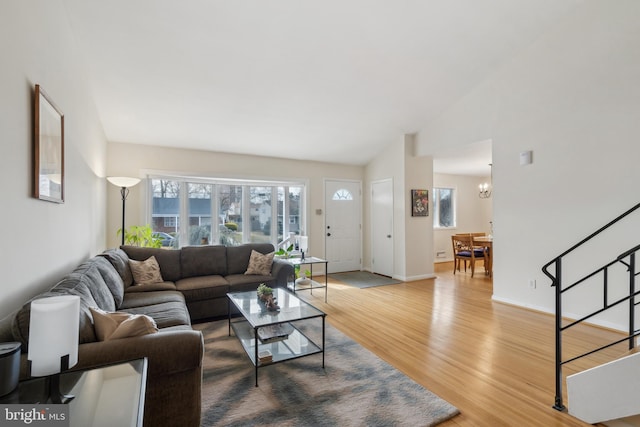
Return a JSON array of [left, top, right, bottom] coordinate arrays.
[[129, 256, 164, 285], [90, 307, 158, 341], [245, 250, 274, 275]]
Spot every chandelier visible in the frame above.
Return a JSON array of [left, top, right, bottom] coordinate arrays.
[[479, 164, 492, 199]]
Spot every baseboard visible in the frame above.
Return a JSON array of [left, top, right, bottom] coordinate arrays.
[[361, 267, 436, 282], [394, 273, 437, 282], [491, 295, 627, 333]]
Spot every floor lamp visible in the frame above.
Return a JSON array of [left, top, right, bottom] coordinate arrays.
[[107, 177, 141, 246]]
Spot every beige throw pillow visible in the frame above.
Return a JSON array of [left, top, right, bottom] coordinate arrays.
[[129, 256, 164, 285], [90, 307, 158, 341], [245, 250, 274, 275]]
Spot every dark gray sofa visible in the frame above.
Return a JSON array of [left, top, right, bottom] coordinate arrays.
[[120, 243, 294, 320], [0, 242, 292, 427]]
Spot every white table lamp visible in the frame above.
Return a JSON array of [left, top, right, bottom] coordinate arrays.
[[28, 295, 80, 403], [298, 236, 308, 260]]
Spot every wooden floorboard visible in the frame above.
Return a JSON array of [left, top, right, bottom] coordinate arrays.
[[295, 262, 626, 427]]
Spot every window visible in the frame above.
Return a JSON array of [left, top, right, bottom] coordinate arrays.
[[433, 187, 456, 228], [149, 176, 305, 248], [332, 189, 353, 200], [188, 183, 212, 245]]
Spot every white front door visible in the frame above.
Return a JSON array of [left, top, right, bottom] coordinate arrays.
[[325, 179, 361, 273], [371, 179, 394, 277]]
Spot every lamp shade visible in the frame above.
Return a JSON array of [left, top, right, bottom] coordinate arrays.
[[107, 176, 141, 188], [298, 236, 308, 252], [28, 296, 80, 376]]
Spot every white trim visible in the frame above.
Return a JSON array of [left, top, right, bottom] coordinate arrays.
[[491, 295, 627, 333], [395, 273, 437, 282]]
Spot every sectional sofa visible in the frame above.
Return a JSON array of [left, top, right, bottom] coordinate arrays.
[[0, 243, 294, 427]]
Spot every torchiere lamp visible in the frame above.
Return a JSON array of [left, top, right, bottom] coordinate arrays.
[[107, 177, 141, 245]]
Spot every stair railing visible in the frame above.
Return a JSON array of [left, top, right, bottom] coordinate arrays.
[[542, 201, 640, 411]]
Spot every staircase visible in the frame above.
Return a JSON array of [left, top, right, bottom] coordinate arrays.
[[542, 202, 640, 425], [566, 352, 640, 424]]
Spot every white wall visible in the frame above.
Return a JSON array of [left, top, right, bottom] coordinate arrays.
[[365, 135, 435, 281], [0, 1, 108, 319], [106, 142, 364, 260], [433, 173, 493, 262], [403, 136, 435, 280], [416, 0, 640, 331]]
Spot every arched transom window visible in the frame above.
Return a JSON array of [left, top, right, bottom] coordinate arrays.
[[332, 189, 353, 200]]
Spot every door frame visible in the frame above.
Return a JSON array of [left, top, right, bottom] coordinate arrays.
[[323, 178, 363, 272]]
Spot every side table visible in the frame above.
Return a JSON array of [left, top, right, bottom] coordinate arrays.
[[0, 358, 147, 427], [282, 256, 329, 302]]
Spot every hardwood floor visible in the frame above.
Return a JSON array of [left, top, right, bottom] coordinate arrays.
[[296, 262, 627, 427]]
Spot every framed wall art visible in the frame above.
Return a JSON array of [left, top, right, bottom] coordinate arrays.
[[34, 84, 64, 203], [411, 189, 428, 217]]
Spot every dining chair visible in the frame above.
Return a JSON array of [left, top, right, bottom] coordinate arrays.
[[451, 234, 487, 277]]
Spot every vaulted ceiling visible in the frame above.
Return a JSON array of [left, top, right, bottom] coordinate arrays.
[[63, 0, 582, 170]]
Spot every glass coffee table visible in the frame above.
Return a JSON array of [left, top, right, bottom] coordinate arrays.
[[227, 288, 326, 386]]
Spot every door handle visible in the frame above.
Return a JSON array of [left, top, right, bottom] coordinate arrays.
[[327, 233, 331, 237], [387, 235, 391, 238]]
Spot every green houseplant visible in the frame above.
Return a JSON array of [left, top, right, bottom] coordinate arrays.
[[256, 283, 273, 300], [274, 244, 295, 259], [118, 225, 162, 248], [257, 283, 279, 311]]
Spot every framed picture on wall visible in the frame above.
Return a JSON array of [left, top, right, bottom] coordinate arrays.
[[34, 84, 64, 203], [411, 189, 428, 217]]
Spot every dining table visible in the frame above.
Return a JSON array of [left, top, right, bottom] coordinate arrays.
[[474, 236, 493, 277]]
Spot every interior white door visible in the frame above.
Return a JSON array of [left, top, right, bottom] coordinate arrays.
[[325, 180, 361, 273], [371, 179, 394, 277]]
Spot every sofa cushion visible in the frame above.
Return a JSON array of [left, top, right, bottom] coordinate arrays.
[[176, 276, 230, 302], [122, 246, 182, 282], [226, 273, 275, 289], [98, 248, 134, 287], [245, 250, 274, 275], [120, 301, 191, 329], [124, 282, 177, 293], [66, 262, 117, 312], [120, 290, 186, 310], [129, 256, 164, 285], [93, 256, 125, 307], [90, 307, 158, 341], [226, 243, 275, 275], [180, 245, 227, 278]]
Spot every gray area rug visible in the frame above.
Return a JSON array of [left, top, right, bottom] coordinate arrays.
[[195, 319, 459, 426], [329, 271, 402, 288]]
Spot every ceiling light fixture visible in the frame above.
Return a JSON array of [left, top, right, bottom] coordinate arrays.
[[479, 164, 492, 199]]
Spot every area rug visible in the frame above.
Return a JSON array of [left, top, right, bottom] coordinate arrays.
[[329, 271, 402, 288], [194, 319, 459, 427]]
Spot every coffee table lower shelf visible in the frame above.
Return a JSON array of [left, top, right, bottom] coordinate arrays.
[[230, 319, 325, 386]]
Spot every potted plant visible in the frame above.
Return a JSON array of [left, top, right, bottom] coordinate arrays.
[[256, 283, 273, 301], [274, 244, 295, 259], [256, 284, 279, 311]]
